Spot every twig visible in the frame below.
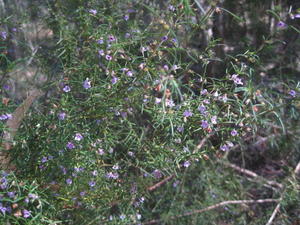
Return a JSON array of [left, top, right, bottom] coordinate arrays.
[[295, 161, 300, 176], [193, 132, 214, 154], [147, 175, 175, 192], [143, 198, 280, 225], [220, 161, 283, 190], [265, 201, 281, 225]]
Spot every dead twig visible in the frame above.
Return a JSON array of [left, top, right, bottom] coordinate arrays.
[[143, 198, 280, 225], [265, 201, 281, 225], [220, 161, 283, 190], [147, 175, 175, 192]]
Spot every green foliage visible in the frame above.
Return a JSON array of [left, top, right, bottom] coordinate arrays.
[[0, 0, 300, 224]]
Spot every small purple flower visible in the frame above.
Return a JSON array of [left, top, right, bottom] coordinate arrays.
[[120, 111, 127, 118], [277, 21, 287, 28], [220, 144, 229, 151], [289, 90, 296, 97], [0, 31, 7, 40], [66, 178, 72, 185], [92, 170, 98, 176], [294, 14, 300, 19], [97, 38, 104, 44], [161, 36, 168, 41], [58, 112, 66, 120], [80, 191, 86, 196], [183, 161, 191, 168], [97, 148, 105, 155], [177, 126, 184, 133], [231, 129, 238, 136], [106, 172, 119, 179], [201, 120, 209, 129], [183, 110, 193, 117], [0, 204, 7, 214], [168, 5, 175, 11], [231, 74, 243, 85], [105, 54, 112, 61], [163, 65, 169, 71], [74, 133, 83, 141], [89, 9, 97, 15], [124, 15, 129, 21], [66, 142, 75, 149], [198, 105, 206, 114], [125, 33, 131, 38], [63, 85, 71, 92], [88, 180, 96, 187], [98, 49, 104, 56], [3, 84, 11, 90], [28, 193, 38, 200], [111, 76, 118, 84], [201, 89, 208, 95], [211, 116, 217, 124], [126, 71, 133, 77], [108, 35, 116, 42], [22, 204, 30, 213], [7, 192, 15, 198], [83, 78, 91, 89], [155, 98, 162, 104], [152, 169, 162, 179], [41, 156, 48, 163]]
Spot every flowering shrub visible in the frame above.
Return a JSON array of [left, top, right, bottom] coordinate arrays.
[[1, 0, 300, 224]]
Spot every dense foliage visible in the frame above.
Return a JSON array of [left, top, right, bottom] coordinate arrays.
[[0, 0, 299, 224]]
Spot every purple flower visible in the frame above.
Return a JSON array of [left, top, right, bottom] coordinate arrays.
[[74, 133, 83, 141], [152, 169, 162, 179], [177, 126, 184, 132], [105, 54, 112, 61], [289, 90, 296, 97], [111, 76, 118, 84], [7, 192, 15, 198], [201, 89, 208, 95], [161, 36, 168, 41], [97, 39, 104, 44], [183, 161, 191, 168], [92, 170, 98, 176], [0, 114, 11, 121], [89, 9, 97, 15], [106, 172, 119, 179], [201, 120, 209, 129], [294, 14, 300, 19], [0, 204, 7, 214], [277, 21, 287, 28], [126, 71, 133, 77], [28, 193, 38, 200], [168, 5, 175, 11], [63, 85, 71, 92], [98, 49, 104, 56], [183, 110, 193, 117], [23, 209, 31, 218], [0, 31, 7, 40], [220, 144, 229, 151], [3, 84, 11, 90], [125, 33, 131, 38], [88, 180, 96, 187], [163, 65, 169, 71], [58, 112, 66, 120], [124, 15, 129, 21], [231, 74, 243, 85], [83, 78, 91, 89], [211, 116, 217, 124], [198, 105, 206, 114], [66, 142, 75, 149], [97, 148, 105, 155], [41, 156, 48, 163], [108, 35, 116, 42], [80, 191, 86, 196], [66, 178, 72, 185], [231, 129, 238, 136], [155, 98, 162, 104]]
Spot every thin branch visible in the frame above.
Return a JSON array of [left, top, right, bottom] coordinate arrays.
[[266, 202, 281, 225], [147, 175, 175, 192], [193, 132, 214, 154], [143, 198, 280, 225], [220, 161, 283, 190]]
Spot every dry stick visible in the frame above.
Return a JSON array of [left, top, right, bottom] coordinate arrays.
[[147, 175, 175, 192], [265, 201, 281, 225], [221, 162, 284, 190], [143, 198, 280, 225], [0, 89, 43, 171]]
